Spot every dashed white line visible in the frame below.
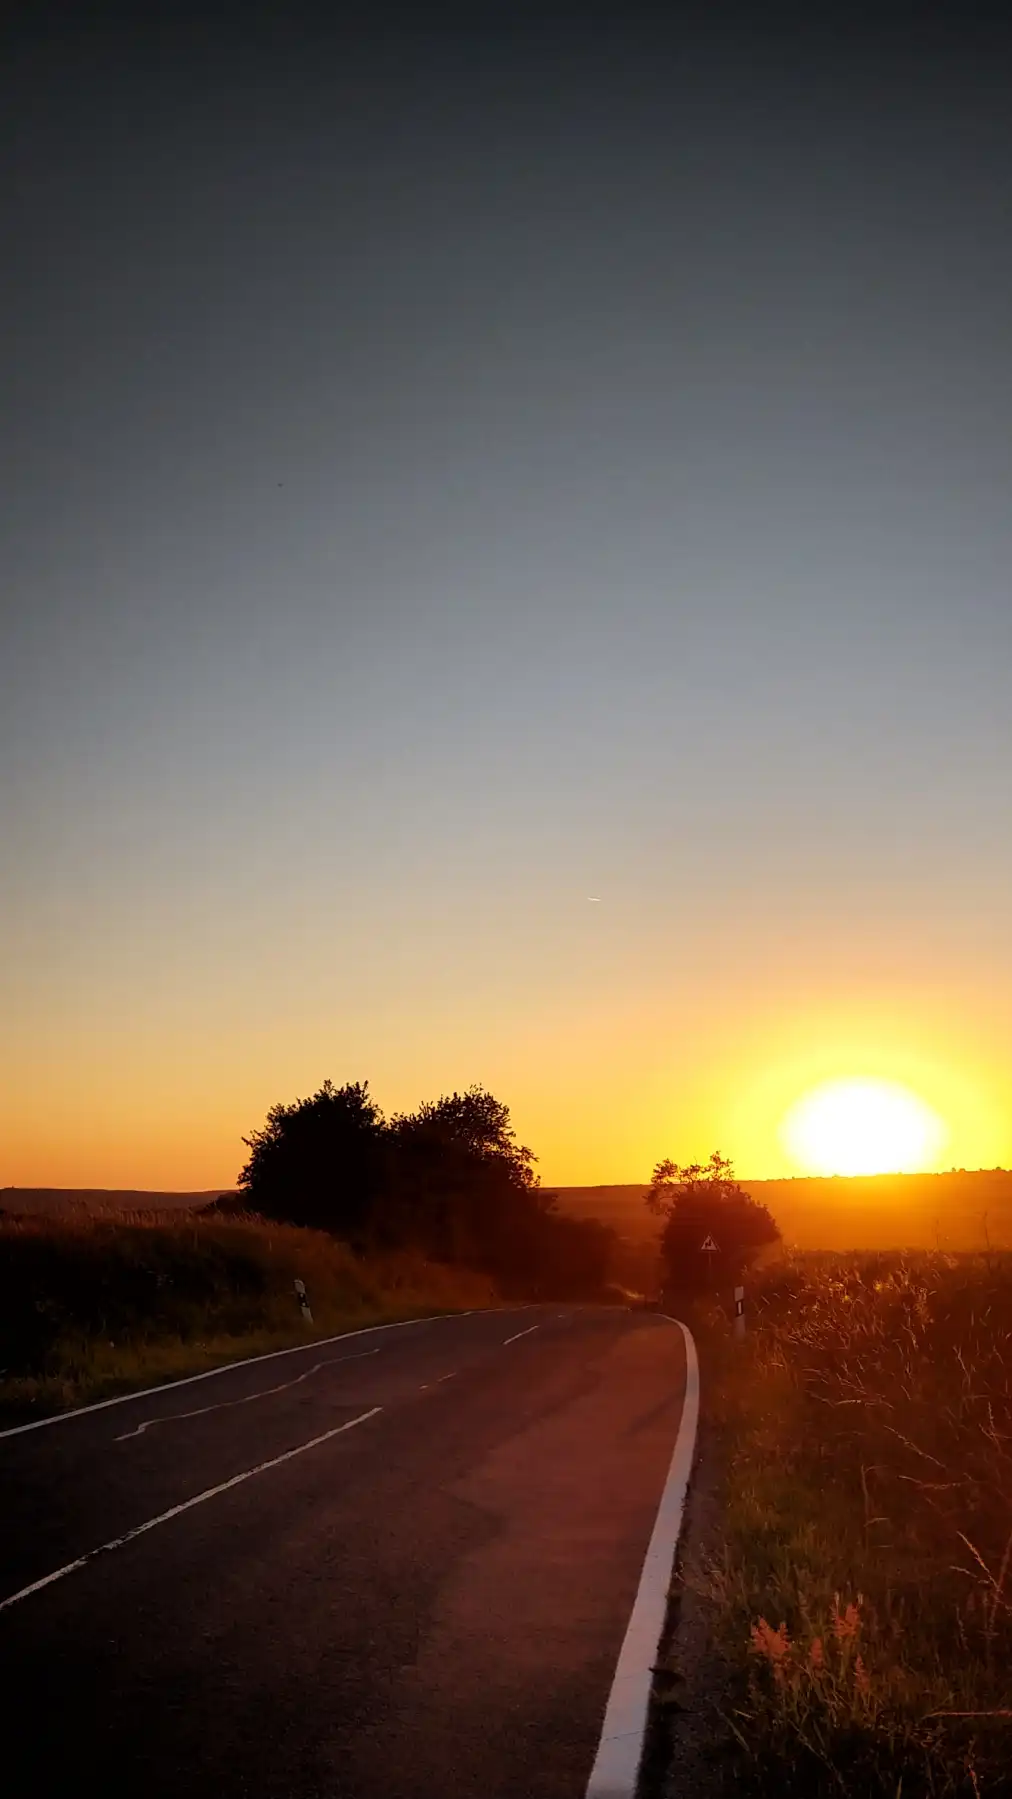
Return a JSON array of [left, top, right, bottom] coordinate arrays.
[[0, 1407, 383, 1615], [502, 1325, 540, 1346], [114, 1349, 380, 1441], [423, 1371, 459, 1390], [0, 1305, 526, 1441]]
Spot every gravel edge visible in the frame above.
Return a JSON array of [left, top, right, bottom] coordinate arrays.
[[640, 1410, 739, 1799]]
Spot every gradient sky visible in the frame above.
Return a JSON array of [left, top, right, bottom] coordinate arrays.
[[3, 5, 1011, 1189]]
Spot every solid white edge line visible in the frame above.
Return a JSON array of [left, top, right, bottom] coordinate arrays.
[[0, 1407, 383, 1613], [0, 1305, 525, 1441], [584, 1316, 700, 1799]]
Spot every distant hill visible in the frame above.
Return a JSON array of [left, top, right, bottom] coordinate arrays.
[[551, 1170, 1012, 1252], [6, 1170, 1011, 1251], [0, 1188, 235, 1216]]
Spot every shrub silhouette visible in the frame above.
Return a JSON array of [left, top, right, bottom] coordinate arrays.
[[647, 1151, 780, 1293], [237, 1079, 385, 1239]]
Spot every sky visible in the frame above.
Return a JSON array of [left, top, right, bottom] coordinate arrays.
[[3, 3, 1011, 1190]]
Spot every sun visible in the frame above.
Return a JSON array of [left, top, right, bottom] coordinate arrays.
[[780, 1078, 948, 1176]]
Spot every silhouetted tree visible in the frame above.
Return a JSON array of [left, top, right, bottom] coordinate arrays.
[[646, 1151, 780, 1293], [236, 1077, 622, 1299], [394, 1088, 536, 1172], [237, 1079, 385, 1238], [386, 1086, 551, 1281]]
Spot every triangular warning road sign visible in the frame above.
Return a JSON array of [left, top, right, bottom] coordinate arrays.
[[700, 1235, 719, 1252]]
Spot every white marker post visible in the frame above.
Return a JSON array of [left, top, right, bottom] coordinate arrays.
[[294, 1278, 313, 1324], [733, 1283, 745, 1341]]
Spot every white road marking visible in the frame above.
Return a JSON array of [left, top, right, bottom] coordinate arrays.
[[0, 1407, 383, 1614], [0, 1306, 526, 1441], [114, 1349, 380, 1441], [436, 1372, 457, 1383], [502, 1325, 540, 1346], [584, 1317, 700, 1799]]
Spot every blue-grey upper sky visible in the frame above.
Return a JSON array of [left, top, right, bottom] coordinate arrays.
[[3, 4, 1011, 1185]]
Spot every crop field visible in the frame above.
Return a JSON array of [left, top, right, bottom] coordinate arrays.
[[681, 1250, 1012, 1796]]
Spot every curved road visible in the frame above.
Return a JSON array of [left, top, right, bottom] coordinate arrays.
[[1, 1306, 688, 1799]]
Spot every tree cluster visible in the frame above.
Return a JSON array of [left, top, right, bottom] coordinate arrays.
[[646, 1151, 780, 1294], [232, 1079, 616, 1299]]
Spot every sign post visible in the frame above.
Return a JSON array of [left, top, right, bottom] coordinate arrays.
[[700, 1234, 718, 1286]]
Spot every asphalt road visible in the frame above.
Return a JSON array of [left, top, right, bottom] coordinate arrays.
[[0, 1306, 688, 1799]]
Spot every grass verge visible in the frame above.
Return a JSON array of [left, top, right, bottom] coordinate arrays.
[[672, 1253, 1012, 1797], [0, 1208, 497, 1424]]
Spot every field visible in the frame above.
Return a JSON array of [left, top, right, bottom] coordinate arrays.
[[554, 1169, 1012, 1255], [668, 1251, 1012, 1796], [0, 1209, 496, 1424], [0, 1187, 234, 1215], [9, 1170, 1011, 1264]]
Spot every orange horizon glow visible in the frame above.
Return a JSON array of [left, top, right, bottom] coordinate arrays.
[[2, 982, 1008, 1194]]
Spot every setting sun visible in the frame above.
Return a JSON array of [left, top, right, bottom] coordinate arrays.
[[780, 1078, 949, 1177]]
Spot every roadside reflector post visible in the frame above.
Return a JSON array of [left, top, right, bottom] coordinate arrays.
[[294, 1278, 313, 1324], [733, 1283, 745, 1341]]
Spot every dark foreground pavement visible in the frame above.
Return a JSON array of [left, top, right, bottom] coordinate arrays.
[[0, 1306, 686, 1799]]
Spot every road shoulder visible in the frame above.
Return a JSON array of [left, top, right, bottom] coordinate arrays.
[[642, 1411, 739, 1799]]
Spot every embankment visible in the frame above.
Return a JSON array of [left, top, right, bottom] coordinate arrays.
[[0, 1209, 496, 1424]]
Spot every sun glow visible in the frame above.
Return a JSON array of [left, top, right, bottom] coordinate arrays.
[[780, 1078, 948, 1176]]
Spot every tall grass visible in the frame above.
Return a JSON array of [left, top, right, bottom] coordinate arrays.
[[697, 1252, 1012, 1796], [0, 1208, 497, 1423]]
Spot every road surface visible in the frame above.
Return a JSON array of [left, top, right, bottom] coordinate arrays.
[[0, 1305, 689, 1799]]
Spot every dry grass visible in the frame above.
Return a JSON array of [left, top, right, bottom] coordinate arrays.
[[691, 1252, 1012, 1796], [0, 1208, 497, 1423]]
